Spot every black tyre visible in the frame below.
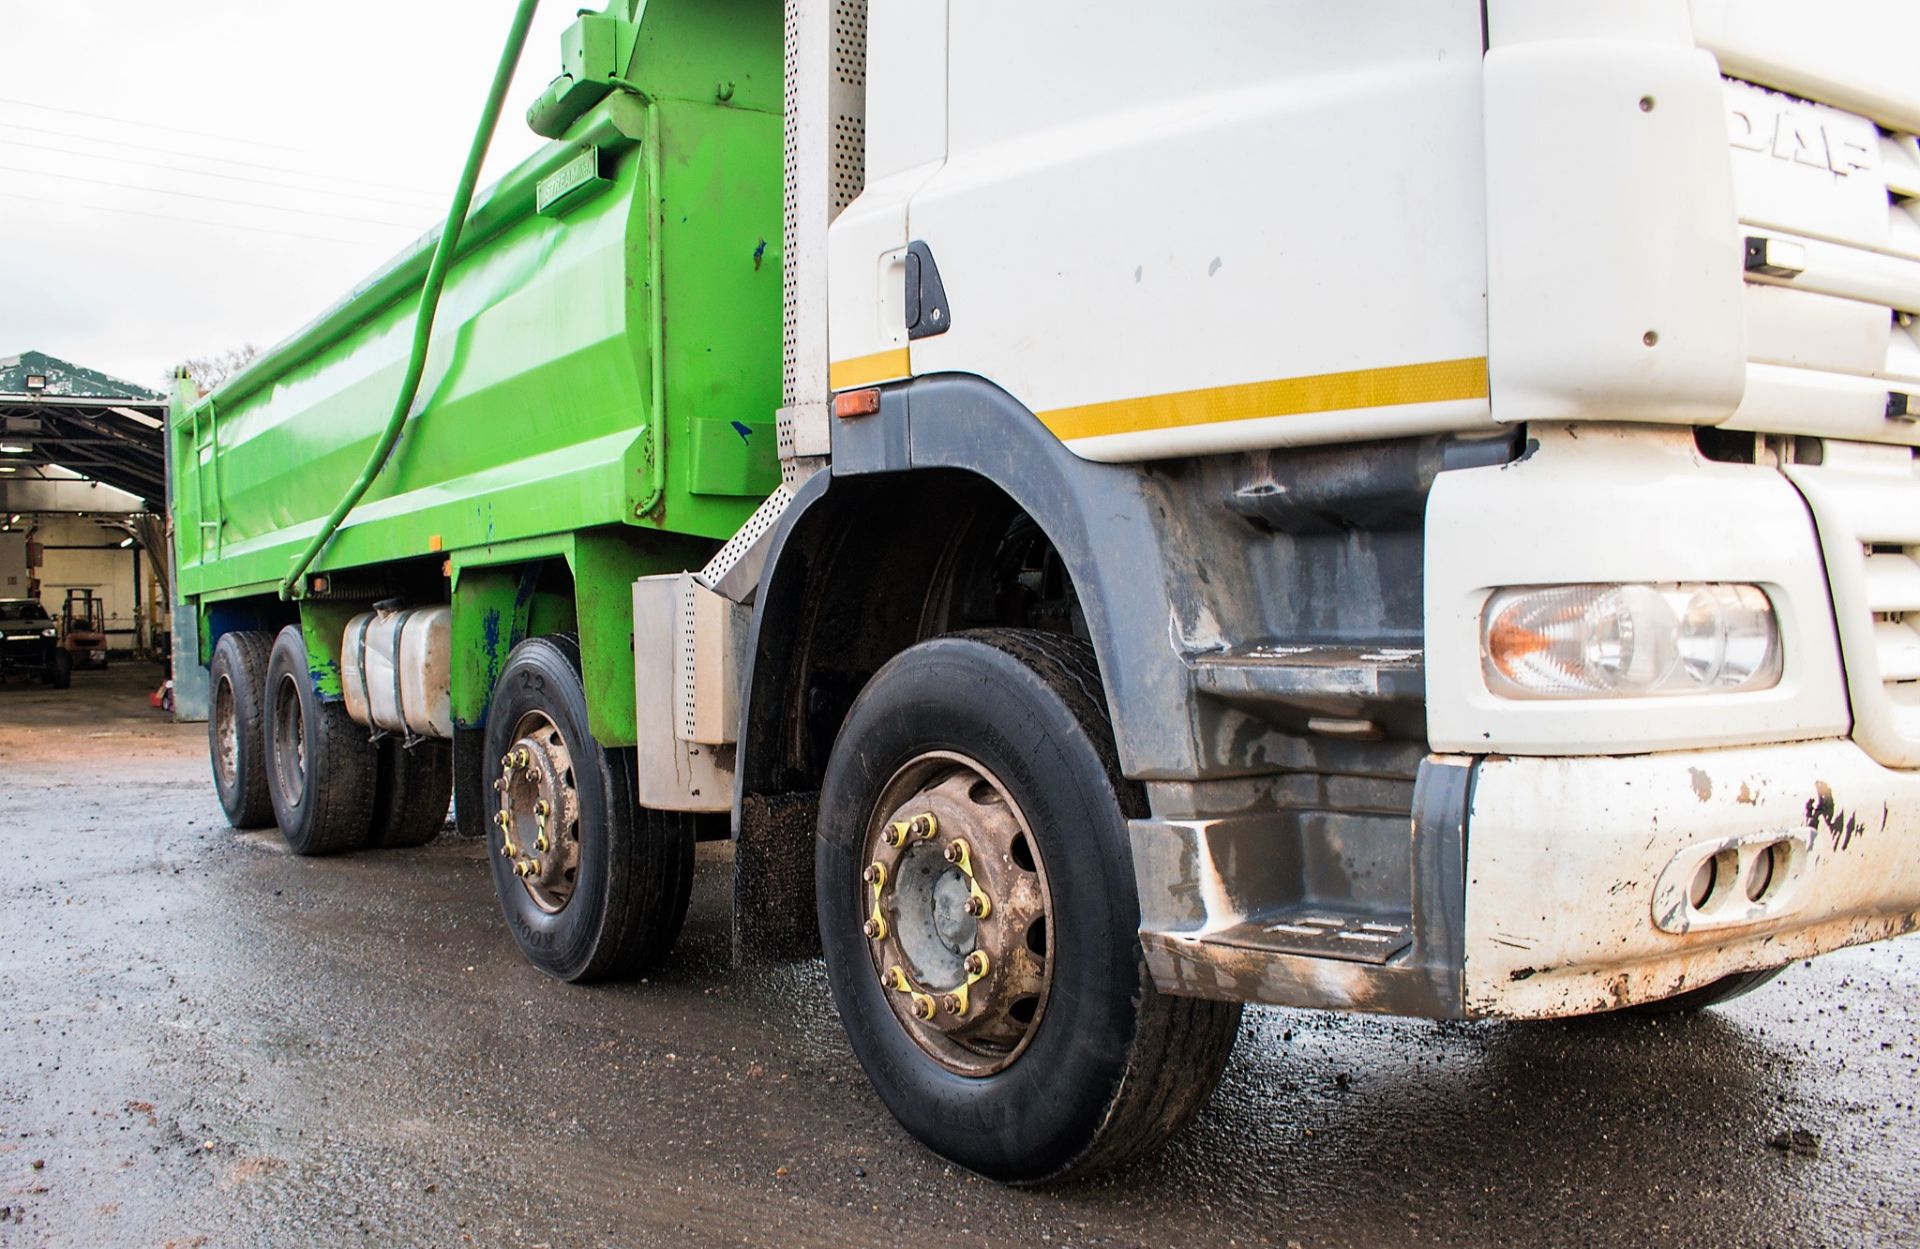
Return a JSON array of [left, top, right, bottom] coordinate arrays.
[[43, 649, 72, 690], [265, 625, 377, 855], [817, 630, 1242, 1184], [207, 630, 274, 828], [451, 727, 489, 839], [482, 635, 694, 982], [369, 737, 453, 849], [1626, 967, 1784, 1016]]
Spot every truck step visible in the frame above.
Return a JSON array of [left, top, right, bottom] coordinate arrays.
[[1208, 909, 1413, 965], [1184, 644, 1424, 708]]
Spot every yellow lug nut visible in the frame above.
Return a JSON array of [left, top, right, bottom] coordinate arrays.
[[883, 823, 906, 847], [964, 951, 989, 978], [535, 834, 550, 853], [943, 840, 964, 865], [911, 993, 937, 1021], [942, 993, 964, 1015], [864, 862, 890, 941], [964, 894, 990, 919], [912, 814, 936, 839]]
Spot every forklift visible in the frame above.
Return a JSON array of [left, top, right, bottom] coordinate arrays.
[[61, 589, 109, 669]]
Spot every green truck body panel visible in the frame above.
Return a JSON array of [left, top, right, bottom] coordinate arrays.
[[446, 525, 709, 744], [168, 0, 783, 747]]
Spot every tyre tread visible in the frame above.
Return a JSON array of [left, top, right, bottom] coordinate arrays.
[[369, 738, 453, 849], [953, 629, 1242, 1183], [1625, 966, 1784, 1016], [267, 626, 376, 856], [209, 630, 274, 828], [489, 634, 693, 982]]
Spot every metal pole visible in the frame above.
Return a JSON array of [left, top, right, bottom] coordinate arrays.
[[131, 541, 143, 656]]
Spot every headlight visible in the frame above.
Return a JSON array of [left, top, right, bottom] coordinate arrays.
[[41, 628, 57, 638], [1482, 583, 1781, 699]]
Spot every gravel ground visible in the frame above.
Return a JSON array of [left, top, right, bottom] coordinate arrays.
[[1, 666, 1916, 1248]]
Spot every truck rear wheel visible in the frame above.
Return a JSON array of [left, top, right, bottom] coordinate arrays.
[[482, 635, 693, 982], [817, 630, 1241, 1184], [265, 625, 378, 855], [370, 738, 453, 849], [208, 630, 273, 828]]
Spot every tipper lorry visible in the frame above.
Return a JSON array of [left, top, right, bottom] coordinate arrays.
[[171, 0, 1920, 1182]]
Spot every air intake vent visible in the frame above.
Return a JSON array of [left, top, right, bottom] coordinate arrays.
[[1862, 546, 1920, 689], [1785, 447, 1920, 768]]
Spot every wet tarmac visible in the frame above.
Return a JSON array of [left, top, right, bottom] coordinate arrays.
[[2, 666, 1916, 1248]]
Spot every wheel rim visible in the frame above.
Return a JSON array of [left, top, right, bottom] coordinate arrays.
[[859, 751, 1053, 1077], [493, 710, 581, 914], [270, 673, 306, 810], [212, 673, 239, 791]]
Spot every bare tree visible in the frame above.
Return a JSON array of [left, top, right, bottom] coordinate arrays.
[[171, 343, 260, 396]]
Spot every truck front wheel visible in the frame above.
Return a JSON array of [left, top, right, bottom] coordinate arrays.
[[265, 626, 378, 855], [1626, 967, 1784, 1016], [817, 630, 1241, 1184], [482, 635, 693, 982]]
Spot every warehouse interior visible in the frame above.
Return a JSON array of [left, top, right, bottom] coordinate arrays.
[[0, 350, 170, 659]]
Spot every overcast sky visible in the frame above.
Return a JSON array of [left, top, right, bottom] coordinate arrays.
[[0, 1, 581, 391]]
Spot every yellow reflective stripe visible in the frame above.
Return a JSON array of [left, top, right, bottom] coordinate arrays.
[[829, 347, 912, 390], [1036, 356, 1490, 443]]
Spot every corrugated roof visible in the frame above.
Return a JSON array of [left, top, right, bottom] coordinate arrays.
[[1, 349, 167, 505], [0, 350, 163, 402]]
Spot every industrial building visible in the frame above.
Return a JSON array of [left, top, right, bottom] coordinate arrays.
[[0, 350, 168, 658]]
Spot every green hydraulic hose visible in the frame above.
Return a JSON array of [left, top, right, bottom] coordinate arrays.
[[279, 0, 542, 600]]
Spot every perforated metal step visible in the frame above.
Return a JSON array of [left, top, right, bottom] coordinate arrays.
[[1211, 910, 1413, 965]]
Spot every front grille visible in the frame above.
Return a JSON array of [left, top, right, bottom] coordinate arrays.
[[1722, 78, 1920, 445], [1705, 24, 1920, 765], [1786, 447, 1920, 768], [1861, 543, 1920, 744]]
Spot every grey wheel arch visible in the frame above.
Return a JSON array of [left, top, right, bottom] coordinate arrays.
[[729, 377, 1194, 963], [736, 374, 1194, 808]]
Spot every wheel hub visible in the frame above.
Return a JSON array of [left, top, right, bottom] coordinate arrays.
[[861, 754, 1051, 1076], [271, 674, 307, 809], [494, 712, 581, 913], [212, 675, 239, 789]]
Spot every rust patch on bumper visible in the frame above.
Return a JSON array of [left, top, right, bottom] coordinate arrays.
[[1805, 780, 1868, 852]]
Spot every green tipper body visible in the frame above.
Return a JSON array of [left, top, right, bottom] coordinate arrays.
[[169, 0, 783, 746]]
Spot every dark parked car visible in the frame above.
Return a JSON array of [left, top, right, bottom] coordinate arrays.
[[0, 599, 71, 688]]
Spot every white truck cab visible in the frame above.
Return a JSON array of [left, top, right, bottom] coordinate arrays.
[[666, 0, 1920, 1180]]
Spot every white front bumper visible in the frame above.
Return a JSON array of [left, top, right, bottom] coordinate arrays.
[[1465, 737, 1920, 1018]]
